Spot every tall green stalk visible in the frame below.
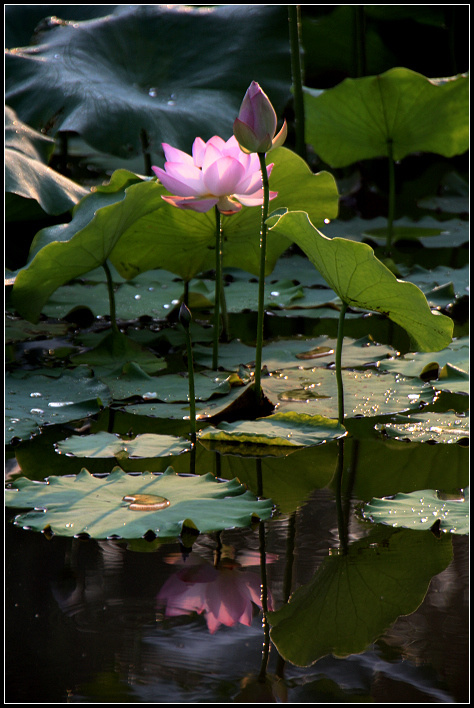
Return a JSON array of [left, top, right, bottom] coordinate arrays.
[[254, 153, 270, 401], [288, 5, 306, 161], [180, 303, 196, 448], [386, 138, 396, 254], [213, 206, 223, 370], [335, 301, 348, 425]]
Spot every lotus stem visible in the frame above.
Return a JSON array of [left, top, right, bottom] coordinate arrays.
[[180, 303, 196, 447], [334, 437, 348, 555], [335, 300, 348, 425], [102, 260, 118, 333], [352, 5, 367, 78], [256, 459, 271, 680], [254, 152, 270, 402], [288, 5, 306, 161], [386, 138, 396, 254], [213, 206, 223, 369]]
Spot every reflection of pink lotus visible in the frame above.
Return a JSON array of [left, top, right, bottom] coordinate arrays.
[[152, 135, 277, 215], [157, 550, 274, 634]]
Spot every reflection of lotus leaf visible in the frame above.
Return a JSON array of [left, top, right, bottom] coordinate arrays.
[[5, 467, 273, 539]]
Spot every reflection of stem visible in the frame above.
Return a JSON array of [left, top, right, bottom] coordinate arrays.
[[275, 511, 296, 679], [335, 301, 348, 425], [334, 437, 348, 555], [213, 206, 223, 369], [386, 138, 395, 255], [256, 459, 271, 681], [102, 261, 118, 333], [288, 5, 306, 161], [254, 153, 270, 402]]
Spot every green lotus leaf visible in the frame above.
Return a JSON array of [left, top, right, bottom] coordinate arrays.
[[199, 412, 347, 449], [362, 488, 469, 534], [5, 106, 87, 219], [107, 147, 339, 282], [5, 5, 291, 160], [56, 431, 191, 459], [261, 368, 436, 420], [5, 467, 273, 539], [10, 170, 148, 323], [267, 210, 454, 352], [269, 526, 453, 666], [375, 412, 469, 444], [5, 369, 112, 443], [304, 68, 468, 167]]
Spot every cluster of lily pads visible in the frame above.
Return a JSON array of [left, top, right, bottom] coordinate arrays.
[[4, 4, 469, 669]]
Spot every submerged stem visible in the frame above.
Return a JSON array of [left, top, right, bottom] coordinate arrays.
[[335, 301, 348, 425], [102, 261, 118, 333], [256, 459, 271, 680], [254, 152, 270, 401]]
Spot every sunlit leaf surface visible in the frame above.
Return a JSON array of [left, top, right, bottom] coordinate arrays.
[[362, 488, 469, 534], [5, 467, 273, 539]]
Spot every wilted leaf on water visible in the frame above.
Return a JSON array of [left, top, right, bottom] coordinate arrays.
[[199, 412, 346, 449], [362, 488, 469, 534], [269, 526, 453, 666], [5, 467, 273, 539]]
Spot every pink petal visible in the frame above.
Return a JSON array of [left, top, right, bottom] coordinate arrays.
[[192, 137, 207, 167], [161, 143, 194, 166], [161, 195, 218, 212], [234, 189, 278, 207], [162, 161, 206, 195], [203, 156, 245, 197], [153, 164, 204, 197]]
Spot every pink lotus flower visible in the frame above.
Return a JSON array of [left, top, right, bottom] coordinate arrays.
[[233, 81, 287, 154], [156, 550, 275, 634], [152, 135, 277, 215]]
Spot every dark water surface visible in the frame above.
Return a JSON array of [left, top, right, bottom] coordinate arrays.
[[5, 484, 468, 704]]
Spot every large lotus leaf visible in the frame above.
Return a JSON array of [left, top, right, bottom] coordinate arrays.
[[267, 210, 454, 352], [4, 467, 273, 539], [262, 368, 436, 419], [5, 106, 87, 218], [56, 431, 190, 459], [10, 172, 155, 323], [5, 369, 111, 442], [362, 488, 469, 535], [304, 68, 468, 167], [107, 147, 339, 281], [269, 526, 453, 666], [198, 412, 346, 450], [5, 5, 291, 160]]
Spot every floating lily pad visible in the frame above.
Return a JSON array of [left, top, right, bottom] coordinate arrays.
[[71, 329, 166, 375], [5, 467, 273, 539], [376, 412, 469, 443], [5, 369, 111, 442], [362, 488, 469, 534], [199, 412, 346, 450], [262, 368, 435, 419], [56, 431, 191, 459]]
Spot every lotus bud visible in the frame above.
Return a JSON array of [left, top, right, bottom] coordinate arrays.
[[233, 81, 287, 154]]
